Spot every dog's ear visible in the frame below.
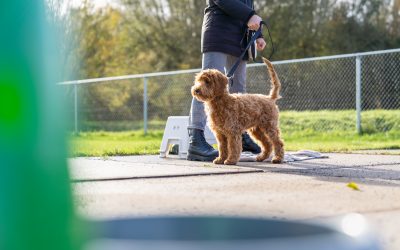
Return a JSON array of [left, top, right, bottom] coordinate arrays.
[[221, 73, 228, 86], [194, 71, 204, 83], [208, 70, 228, 95], [196, 70, 213, 85], [214, 70, 228, 86]]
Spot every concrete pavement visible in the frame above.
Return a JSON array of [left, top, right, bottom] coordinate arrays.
[[70, 153, 400, 250]]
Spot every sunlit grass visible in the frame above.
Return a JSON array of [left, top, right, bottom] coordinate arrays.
[[69, 130, 163, 157], [69, 110, 400, 157]]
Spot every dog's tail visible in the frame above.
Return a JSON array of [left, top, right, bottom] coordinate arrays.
[[262, 57, 281, 100]]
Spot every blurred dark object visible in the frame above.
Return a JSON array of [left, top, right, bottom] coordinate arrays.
[[85, 215, 381, 250]]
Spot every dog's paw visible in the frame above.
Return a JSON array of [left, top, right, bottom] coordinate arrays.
[[271, 157, 283, 164], [213, 157, 225, 164], [256, 154, 267, 162], [224, 159, 237, 165]]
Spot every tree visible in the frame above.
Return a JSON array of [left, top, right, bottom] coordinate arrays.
[[57, 0, 400, 129]]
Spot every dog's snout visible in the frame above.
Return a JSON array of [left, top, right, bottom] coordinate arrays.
[[194, 88, 201, 94]]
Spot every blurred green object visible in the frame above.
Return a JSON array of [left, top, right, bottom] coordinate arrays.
[[0, 1, 81, 250]]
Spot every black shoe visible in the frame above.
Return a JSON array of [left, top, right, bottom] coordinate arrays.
[[242, 132, 261, 154], [187, 129, 219, 162]]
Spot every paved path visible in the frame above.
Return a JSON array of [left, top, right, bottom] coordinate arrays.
[[70, 153, 400, 250]]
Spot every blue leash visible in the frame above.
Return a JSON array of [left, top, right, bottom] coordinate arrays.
[[227, 20, 275, 86]]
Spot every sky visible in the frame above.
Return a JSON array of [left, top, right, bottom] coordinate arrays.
[[52, 0, 119, 15], [71, 0, 353, 9], [71, 0, 118, 8]]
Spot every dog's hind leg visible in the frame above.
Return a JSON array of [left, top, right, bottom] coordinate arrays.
[[249, 127, 272, 162], [224, 133, 242, 165], [264, 126, 284, 163], [213, 132, 228, 164]]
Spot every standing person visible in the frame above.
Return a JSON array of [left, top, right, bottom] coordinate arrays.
[[187, 0, 267, 162]]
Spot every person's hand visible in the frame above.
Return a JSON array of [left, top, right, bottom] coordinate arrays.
[[256, 38, 266, 51], [247, 15, 262, 31]]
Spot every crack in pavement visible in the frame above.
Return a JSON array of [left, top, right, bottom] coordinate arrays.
[[72, 169, 263, 183]]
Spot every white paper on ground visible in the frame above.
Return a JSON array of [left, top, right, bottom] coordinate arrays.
[[239, 150, 328, 162]]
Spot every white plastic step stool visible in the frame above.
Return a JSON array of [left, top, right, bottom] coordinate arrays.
[[159, 116, 216, 159]]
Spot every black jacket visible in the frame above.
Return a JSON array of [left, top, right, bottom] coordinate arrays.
[[201, 0, 255, 58]]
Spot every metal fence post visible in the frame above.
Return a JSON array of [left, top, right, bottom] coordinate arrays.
[[143, 77, 148, 135], [74, 84, 78, 133], [356, 55, 362, 134]]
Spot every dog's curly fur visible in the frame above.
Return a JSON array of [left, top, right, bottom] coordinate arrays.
[[191, 58, 284, 165]]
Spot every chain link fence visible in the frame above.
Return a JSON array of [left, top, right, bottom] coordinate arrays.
[[61, 49, 400, 134]]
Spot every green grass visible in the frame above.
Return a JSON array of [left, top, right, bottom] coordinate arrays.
[[69, 110, 400, 157], [69, 130, 163, 157], [79, 120, 166, 131]]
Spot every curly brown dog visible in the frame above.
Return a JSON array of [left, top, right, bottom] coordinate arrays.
[[191, 58, 284, 165]]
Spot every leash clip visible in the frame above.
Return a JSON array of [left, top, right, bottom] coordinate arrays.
[[228, 75, 234, 87]]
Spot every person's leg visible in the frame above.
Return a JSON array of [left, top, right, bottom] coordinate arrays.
[[226, 55, 261, 154], [226, 55, 247, 94], [188, 52, 227, 130], [187, 52, 227, 161]]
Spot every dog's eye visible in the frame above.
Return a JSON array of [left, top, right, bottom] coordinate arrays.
[[204, 79, 210, 85]]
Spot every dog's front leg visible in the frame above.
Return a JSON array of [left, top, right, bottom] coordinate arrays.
[[224, 133, 242, 165], [213, 132, 228, 164]]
